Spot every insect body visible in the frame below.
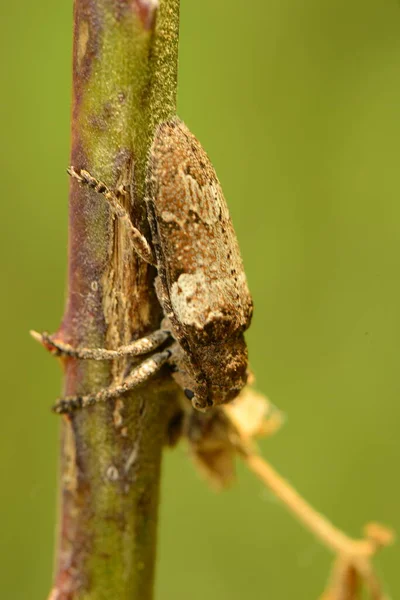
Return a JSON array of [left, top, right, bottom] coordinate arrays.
[[33, 118, 253, 413], [147, 120, 253, 409]]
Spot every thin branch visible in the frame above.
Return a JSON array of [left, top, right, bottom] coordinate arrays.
[[47, 1, 180, 598], [245, 453, 362, 557], [190, 387, 394, 600], [235, 418, 393, 600]]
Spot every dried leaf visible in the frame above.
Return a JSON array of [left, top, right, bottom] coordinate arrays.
[[185, 386, 283, 488]]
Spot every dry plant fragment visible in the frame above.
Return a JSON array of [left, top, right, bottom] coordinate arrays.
[[184, 386, 283, 488], [183, 385, 284, 489], [186, 385, 394, 599], [319, 522, 394, 600]]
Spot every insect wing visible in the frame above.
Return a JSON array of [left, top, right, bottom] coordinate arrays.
[[147, 119, 253, 344]]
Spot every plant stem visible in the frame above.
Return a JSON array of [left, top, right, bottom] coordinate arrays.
[[49, 1, 180, 598]]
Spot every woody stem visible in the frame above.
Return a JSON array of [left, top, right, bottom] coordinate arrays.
[[48, 1, 180, 599]]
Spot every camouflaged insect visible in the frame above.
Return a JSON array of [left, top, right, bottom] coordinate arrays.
[[33, 118, 253, 413], [146, 119, 253, 409]]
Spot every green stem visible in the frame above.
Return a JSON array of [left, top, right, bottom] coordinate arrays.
[[49, 1, 180, 598]]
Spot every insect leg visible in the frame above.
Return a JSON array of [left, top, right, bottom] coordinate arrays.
[[30, 329, 170, 359], [53, 347, 173, 414], [68, 166, 156, 265]]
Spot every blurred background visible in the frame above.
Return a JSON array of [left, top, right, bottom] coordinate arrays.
[[1, 0, 399, 598]]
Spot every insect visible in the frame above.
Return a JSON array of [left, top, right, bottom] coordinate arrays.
[[33, 118, 253, 414]]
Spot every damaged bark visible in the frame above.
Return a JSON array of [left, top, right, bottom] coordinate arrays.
[[48, 1, 180, 598]]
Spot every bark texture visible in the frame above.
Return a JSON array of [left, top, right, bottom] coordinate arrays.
[[50, 1, 180, 598]]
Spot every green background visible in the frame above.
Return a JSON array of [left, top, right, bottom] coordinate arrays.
[[1, 0, 399, 598]]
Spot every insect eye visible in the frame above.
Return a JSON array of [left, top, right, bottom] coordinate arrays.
[[184, 388, 195, 400]]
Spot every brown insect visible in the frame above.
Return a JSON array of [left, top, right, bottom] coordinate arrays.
[[32, 118, 253, 413]]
